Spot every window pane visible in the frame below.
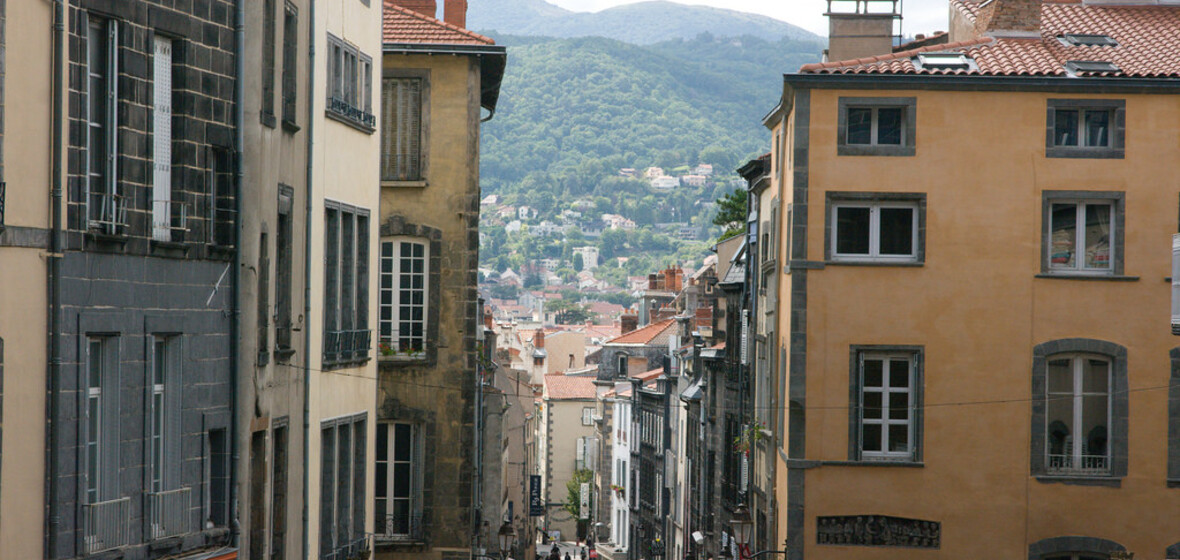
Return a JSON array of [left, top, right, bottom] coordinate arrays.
[[888, 424, 909, 452], [1047, 358, 1072, 393], [878, 208, 914, 256], [876, 107, 903, 145], [862, 424, 882, 452], [1083, 203, 1112, 270], [1046, 395, 1074, 457], [888, 392, 909, 420], [1081, 394, 1108, 458], [863, 391, 882, 420], [863, 358, 883, 388], [1049, 203, 1077, 269], [836, 207, 871, 255], [846, 108, 872, 145], [393, 464, 411, 497], [1083, 109, 1110, 147], [1054, 109, 1079, 146], [394, 423, 412, 461], [888, 359, 910, 388], [1082, 358, 1109, 393]]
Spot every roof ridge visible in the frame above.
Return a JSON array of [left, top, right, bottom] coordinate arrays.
[[383, 1, 496, 45], [800, 37, 994, 73]]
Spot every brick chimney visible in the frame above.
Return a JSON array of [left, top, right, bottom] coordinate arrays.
[[648, 274, 658, 290], [444, 0, 468, 29], [977, 0, 1042, 37], [391, 0, 437, 18], [534, 330, 545, 349], [621, 314, 638, 335]]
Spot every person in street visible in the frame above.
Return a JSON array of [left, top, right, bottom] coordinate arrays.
[[548, 545, 561, 560], [564, 552, 572, 560]]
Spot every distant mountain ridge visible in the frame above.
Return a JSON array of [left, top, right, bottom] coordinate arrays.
[[468, 0, 821, 45]]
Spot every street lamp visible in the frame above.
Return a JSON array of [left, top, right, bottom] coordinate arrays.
[[498, 521, 516, 560], [730, 504, 753, 560]]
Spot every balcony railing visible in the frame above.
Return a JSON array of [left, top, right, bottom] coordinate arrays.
[[328, 97, 376, 129], [89, 191, 128, 235], [152, 199, 191, 242], [324, 329, 372, 365], [1047, 453, 1110, 475], [85, 496, 131, 554], [323, 536, 371, 560], [375, 514, 425, 543], [149, 487, 192, 540]]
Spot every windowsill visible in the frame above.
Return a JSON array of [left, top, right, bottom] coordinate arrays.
[[207, 243, 236, 260], [274, 346, 297, 363], [326, 107, 376, 134], [379, 354, 427, 362], [1035, 474, 1121, 487], [382, 180, 428, 188], [322, 357, 371, 370], [261, 111, 277, 129], [1035, 273, 1138, 281], [281, 118, 301, 133], [1168, 478, 1180, 488], [823, 459, 924, 468], [1046, 147, 1124, 159], [826, 259, 923, 267], [85, 230, 129, 249], [150, 239, 191, 258], [837, 144, 915, 157]]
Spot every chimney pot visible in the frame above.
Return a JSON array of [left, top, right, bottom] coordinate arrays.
[[621, 314, 638, 335], [535, 330, 545, 349]]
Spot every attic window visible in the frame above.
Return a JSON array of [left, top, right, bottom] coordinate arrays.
[[1060, 34, 1118, 47], [914, 53, 973, 71], [1065, 60, 1121, 75]]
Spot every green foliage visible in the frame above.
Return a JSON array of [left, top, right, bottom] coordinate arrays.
[[713, 188, 747, 241], [573, 253, 584, 272], [546, 299, 592, 324], [564, 469, 594, 518]]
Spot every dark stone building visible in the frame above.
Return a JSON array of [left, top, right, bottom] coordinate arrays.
[[630, 373, 671, 560], [48, 1, 238, 558]]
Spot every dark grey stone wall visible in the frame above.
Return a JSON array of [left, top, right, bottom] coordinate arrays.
[[597, 345, 666, 382], [1028, 535, 1125, 559]]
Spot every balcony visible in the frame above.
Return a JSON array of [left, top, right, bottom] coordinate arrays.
[[324, 329, 372, 365], [149, 487, 193, 540], [1047, 453, 1110, 476], [323, 536, 371, 560], [375, 514, 425, 543], [85, 496, 131, 554], [89, 191, 128, 235], [327, 97, 376, 131]]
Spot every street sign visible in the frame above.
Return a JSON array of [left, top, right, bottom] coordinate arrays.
[[579, 482, 590, 519], [529, 475, 544, 516]]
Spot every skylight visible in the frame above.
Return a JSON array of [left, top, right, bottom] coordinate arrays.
[[915, 53, 973, 71], [1060, 34, 1119, 47], [1066, 60, 1121, 75]]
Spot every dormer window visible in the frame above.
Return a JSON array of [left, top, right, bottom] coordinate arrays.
[[1065, 60, 1121, 76], [1060, 34, 1118, 47], [914, 53, 972, 71]]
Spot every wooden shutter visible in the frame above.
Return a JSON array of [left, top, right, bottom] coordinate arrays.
[[382, 78, 421, 181]]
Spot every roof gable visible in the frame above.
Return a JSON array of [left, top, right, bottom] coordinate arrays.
[[383, 2, 495, 45]]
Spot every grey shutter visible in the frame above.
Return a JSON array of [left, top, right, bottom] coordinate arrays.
[[381, 79, 421, 181], [107, 21, 119, 215]]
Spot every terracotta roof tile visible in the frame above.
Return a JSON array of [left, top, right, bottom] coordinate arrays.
[[802, 1, 1180, 77], [544, 374, 597, 400], [383, 2, 495, 46], [606, 319, 676, 346]]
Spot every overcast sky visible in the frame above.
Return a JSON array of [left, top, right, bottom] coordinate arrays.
[[546, 0, 951, 38]]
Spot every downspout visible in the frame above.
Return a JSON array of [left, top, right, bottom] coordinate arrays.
[[46, 0, 66, 557], [302, 0, 317, 558], [231, 0, 245, 548]]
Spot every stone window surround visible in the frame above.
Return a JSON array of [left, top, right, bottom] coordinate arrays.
[[381, 68, 431, 187], [1030, 338, 1128, 485], [1045, 98, 1125, 159], [377, 215, 442, 367], [846, 345, 924, 464], [836, 96, 917, 157], [1038, 190, 1127, 278], [824, 191, 927, 266], [1028, 536, 1126, 560]]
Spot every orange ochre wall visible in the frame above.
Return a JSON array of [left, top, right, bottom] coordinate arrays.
[[774, 87, 1180, 558]]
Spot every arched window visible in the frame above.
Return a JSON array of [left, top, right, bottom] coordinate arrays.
[[1029, 536, 1125, 560]]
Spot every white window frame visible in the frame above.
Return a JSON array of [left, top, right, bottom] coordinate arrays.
[[149, 337, 168, 493], [845, 106, 906, 146], [1046, 199, 1115, 274], [376, 421, 421, 539], [1052, 107, 1115, 148], [858, 353, 915, 461], [86, 337, 105, 503], [86, 15, 120, 233], [831, 202, 919, 262], [582, 407, 594, 426], [379, 238, 428, 357], [1045, 354, 1112, 475]]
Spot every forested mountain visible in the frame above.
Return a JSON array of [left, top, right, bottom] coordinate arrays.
[[468, 0, 820, 45]]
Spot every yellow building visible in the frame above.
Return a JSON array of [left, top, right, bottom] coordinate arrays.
[[768, 0, 1180, 558], [376, 1, 506, 559]]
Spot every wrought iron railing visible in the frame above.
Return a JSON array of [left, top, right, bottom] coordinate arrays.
[[149, 487, 192, 540], [152, 199, 191, 242], [328, 97, 376, 129], [89, 191, 128, 235], [322, 536, 371, 560], [1047, 453, 1109, 475], [375, 514, 425, 542], [324, 329, 372, 365], [85, 496, 131, 554]]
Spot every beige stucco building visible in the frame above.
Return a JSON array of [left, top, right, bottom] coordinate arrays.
[[540, 374, 600, 541]]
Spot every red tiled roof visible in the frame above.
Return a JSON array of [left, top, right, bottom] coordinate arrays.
[[544, 374, 597, 400], [383, 2, 495, 45], [606, 319, 676, 346], [632, 367, 663, 382], [801, 1, 1180, 77]]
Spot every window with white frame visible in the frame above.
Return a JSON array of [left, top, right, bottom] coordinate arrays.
[[1045, 197, 1119, 274], [86, 15, 122, 233], [149, 338, 168, 493], [617, 354, 628, 377], [375, 422, 421, 540], [828, 194, 924, 263], [838, 97, 916, 156], [86, 336, 120, 504], [852, 348, 922, 462], [1045, 354, 1111, 475], [326, 34, 374, 130], [583, 407, 594, 426], [379, 238, 427, 357], [1046, 99, 1125, 158]]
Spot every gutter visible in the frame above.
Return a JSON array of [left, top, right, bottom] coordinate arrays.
[[45, 0, 66, 557], [301, 1, 317, 559], [231, 0, 245, 548], [782, 72, 1180, 93]]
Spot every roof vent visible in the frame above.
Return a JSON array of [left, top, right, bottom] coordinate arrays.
[[1060, 33, 1118, 47], [1065, 60, 1121, 75], [914, 52, 975, 71]]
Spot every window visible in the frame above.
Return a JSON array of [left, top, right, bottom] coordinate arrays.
[[271, 422, 289, 560], [381, 77, 425, 182], [583, 407, 594, 426], [618, 354, 628, 377], [152, 36, 178, 241], [209, 147, 236, 247], [837, 97, 916, 156], [281, 2, 299, 126], [1029, 536, 1128, 560], [262, 0, 277, 123], [914, 52, 973, 71], [86, 337, 116, 503], [324, 203, 370, 366], [850, 347, 923, 462], [249, 431, 268, 560], [376, 422, 422, 540], [379, 239, 427, 357], [86, 15, 122, 233], [1046, 99, 1125, 158], [326, 34, 374, 130], [1041, 192, 1124, 276], [207, 428, 231, 527], [321, 416, 368, 557], [1060, 33, 1118, 47], [276, 188, 294, 358], [258, 232, 271, 366], [1031, 339, 1127, 480], [826, 193, 925, 264], [148, 336, 180, 498]]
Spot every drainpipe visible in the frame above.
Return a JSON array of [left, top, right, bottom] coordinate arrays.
[[302, 0, 317, 558], [45, 0, 66, 558], [231, 0, 246, 548]]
